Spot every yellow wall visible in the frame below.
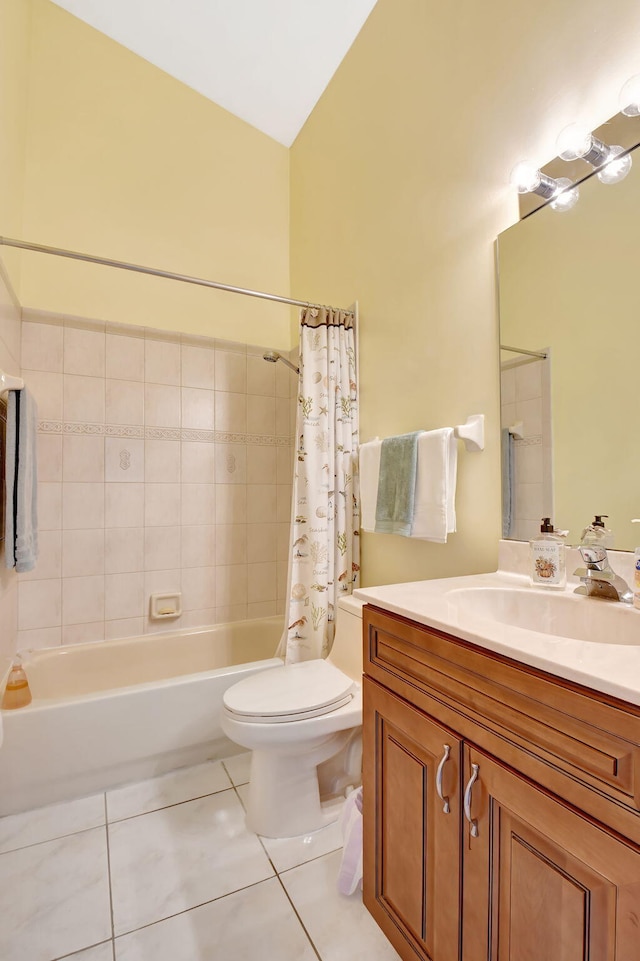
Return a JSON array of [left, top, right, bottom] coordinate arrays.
[[20, 0, 291, 347], [0, 0, 31, 289], [290, 0, 640, 585]]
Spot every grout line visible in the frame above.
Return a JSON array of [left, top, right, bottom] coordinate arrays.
[[104, 794, 117, 954], [275, 873, 323, 961], [106, 783, 236, 825], [52, 938, 114, 961], [0, 821, 106, 857]]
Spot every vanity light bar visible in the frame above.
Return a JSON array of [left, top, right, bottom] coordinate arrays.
[[509, 162, 579, 212]]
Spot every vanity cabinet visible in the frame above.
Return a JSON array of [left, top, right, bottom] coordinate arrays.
[[362, 605, 640, 961]]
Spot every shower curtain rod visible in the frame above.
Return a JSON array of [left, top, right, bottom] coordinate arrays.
[[500, 344, 547, 359], [0, 236, 354, 314]]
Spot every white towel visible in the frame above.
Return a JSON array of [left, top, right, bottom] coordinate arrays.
[[5, 388, 39, 572], [412, 428, 457, 543], [358, 438, 381, 532]]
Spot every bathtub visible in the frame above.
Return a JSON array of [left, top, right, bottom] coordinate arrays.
[[0, 617, 283, 816]]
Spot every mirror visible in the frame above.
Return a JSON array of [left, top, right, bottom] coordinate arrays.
[[498, 141, 640, 552]]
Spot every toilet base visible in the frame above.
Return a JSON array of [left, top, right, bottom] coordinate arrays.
[[245, 730, 352, 838]]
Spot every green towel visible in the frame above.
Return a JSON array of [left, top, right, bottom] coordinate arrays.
[[374, 432, 421, 536]]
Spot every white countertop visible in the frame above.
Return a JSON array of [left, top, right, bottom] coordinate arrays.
[[354, 552, 640, 707]]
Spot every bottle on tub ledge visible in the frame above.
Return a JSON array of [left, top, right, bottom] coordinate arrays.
[[529, 517, 567, 589], [1, 654, 32, 710]]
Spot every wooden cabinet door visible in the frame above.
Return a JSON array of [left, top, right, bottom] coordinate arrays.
[[462, 745, 640, 961], [363, 677, 462, 961]]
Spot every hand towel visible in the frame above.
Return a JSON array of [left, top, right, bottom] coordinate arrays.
[[411, 428, 458, 543], [359, 438, 382, 532], [501, 427, 514, 538], [374, 432, 421, 536], [5, 388, 39, 573], [337, 786, 363, 895]]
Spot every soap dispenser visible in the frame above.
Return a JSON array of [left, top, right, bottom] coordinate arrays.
[[581, 515, 614, 549], [529, 517, 566, 589], [1, 655, 32, 710]]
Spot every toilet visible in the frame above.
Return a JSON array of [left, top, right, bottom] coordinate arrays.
[[222, 595, 364, 838]]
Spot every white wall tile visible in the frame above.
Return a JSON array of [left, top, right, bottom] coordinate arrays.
[[182, 526, 215, 569], [214, 391, 246, 433], [247, 562, 277, 604], [215, 525, 247, 566], [24, 369, 63, 421], [215, 564, 248, 606], [214, 349, 246, 392], [105, 437, 144, 483], [143, 569, 181, 603], [247, 354, 276, 396], [276, 446, 294, 485], [275, 397, 291, 436], [63, 435, 105, 482], [62, 575, 105, 626], [16, 626, 61, 651], [62, 530, 105, 578], [181, 566, 215, 611], [182, 387, 214, 430], [145, 339, 180, 385], [247, 395, 275, 435], [106, 379, 144, 425], [105, 572, 144, 620], [181, 344, 215, 389], [215, 485, 247, 526], [247, 446, 277, 485], [214, 444, 246, 485], [145, 384, 180, 428], [246, 523, 277, 564], [37, 434, 63, 483], [181, 442, 214, 484], [105, 528, 144, 574], [64, 326, 105, 377], [105, 617, 144, 640], [105, 484, 144, 528], [215, 604, 247, 624], [64, 374, 105, 423], [276, 485, 292, 524], [181, 484, 215, 527], [38, 482, 62, 530], [16, 530, 61, 581], [180, 609, 216, 628], [514, 398, 543, 438], [501, 367, 516, 405], [106, 333, 145, 382], [145, 484, 181, 527], [18, 579, 62, 630], [247, 601, 277, 618], [144, 527, 181, 571], [62, 622, 105, 645], [62, 483, 105, 530], [515, 360, 543, 402], [247, 485, 277, 524], [145, 440, 180, 483], [22, 321, 63, 372]]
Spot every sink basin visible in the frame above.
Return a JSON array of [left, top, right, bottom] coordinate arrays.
[[446, 587, 640, 646]]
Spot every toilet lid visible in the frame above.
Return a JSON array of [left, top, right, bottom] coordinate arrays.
[[223, 660, 356, 722]]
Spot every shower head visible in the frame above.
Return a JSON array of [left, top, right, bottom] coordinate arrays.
[[262, 350, 299, 375]]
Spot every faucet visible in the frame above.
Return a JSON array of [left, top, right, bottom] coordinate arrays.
[[573, 545, 634, 603]]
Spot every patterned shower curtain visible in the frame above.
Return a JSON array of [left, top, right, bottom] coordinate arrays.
[[281, 307, 360, 663]]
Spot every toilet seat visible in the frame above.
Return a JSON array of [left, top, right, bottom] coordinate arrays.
[[223, 660, 356, 723]]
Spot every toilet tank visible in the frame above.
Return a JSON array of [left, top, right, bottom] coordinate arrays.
[[327, 595, 365, 681]]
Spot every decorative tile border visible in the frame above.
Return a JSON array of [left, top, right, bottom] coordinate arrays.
[[38, 421, 293, 447], [513, 434, 543, 447]]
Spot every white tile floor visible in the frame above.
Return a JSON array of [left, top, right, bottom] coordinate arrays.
[[0, 754, 400, 961]]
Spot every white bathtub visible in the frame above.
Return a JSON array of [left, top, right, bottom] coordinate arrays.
[[0, 617, 283, 816]]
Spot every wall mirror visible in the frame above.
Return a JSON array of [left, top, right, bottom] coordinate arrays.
[[498, 129, 640, 552]]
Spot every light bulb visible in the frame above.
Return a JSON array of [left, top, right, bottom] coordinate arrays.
[[620, 75, 640, 117], [509, 161, 542, 194], [556, 123, 593, 161], [596, 145, 633, 184], [549, 178, 579, 212]]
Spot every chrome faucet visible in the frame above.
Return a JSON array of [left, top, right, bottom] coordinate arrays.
[[573, 545, 633, 603]]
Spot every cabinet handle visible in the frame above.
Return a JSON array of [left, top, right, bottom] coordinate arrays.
[[463, 763, 480, 838], [435, 744, 451, 814]]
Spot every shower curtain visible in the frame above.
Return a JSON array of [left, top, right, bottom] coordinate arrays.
[[281, 307, 360, 663]]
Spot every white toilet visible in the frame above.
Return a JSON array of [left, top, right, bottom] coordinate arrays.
[[222, 595, 364, 838]]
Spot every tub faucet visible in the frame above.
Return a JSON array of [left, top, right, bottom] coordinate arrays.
[[573, 545, 633, 603]]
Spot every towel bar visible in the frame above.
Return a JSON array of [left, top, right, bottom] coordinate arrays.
[[454, 414, 484, 452], [0, 371, 24, 395]]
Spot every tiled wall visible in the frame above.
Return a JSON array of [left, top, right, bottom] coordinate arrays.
[[0, 263, 22, 663], [17, 313, 296, 651], [500, 357, 553, 542]]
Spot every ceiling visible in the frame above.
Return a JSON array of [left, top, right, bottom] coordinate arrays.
[[50, 0, 379, 146]]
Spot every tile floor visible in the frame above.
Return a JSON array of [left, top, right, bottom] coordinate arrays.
[[0, 753, 400, 961]]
